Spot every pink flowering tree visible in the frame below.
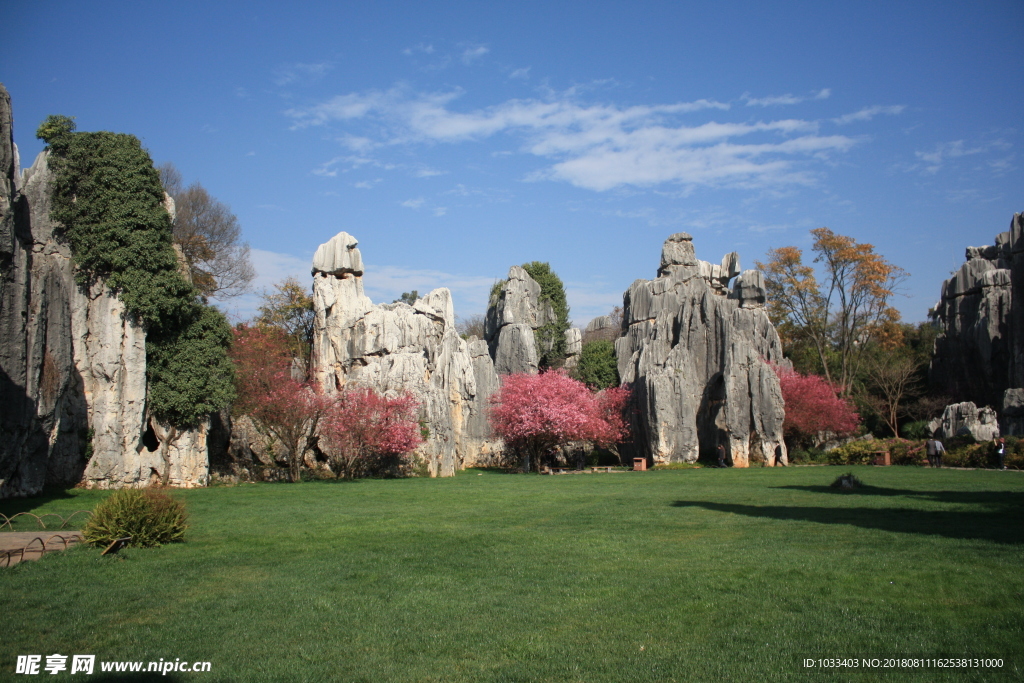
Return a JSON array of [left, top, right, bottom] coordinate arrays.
[[231, 325, 327, 482], [774, 365, 860, 448], [319, 387, 422, 479], [490, 369, 630, 472]]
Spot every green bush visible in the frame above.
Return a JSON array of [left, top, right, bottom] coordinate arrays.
[[82, 489, 188, 548], [901, 420, 932, 440], [573, 340, 619, 389], [787, 447, 828, 464], [826, 438, 925, 466]]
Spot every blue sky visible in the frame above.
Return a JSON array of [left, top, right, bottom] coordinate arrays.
[[3, 0, 1021, 326]]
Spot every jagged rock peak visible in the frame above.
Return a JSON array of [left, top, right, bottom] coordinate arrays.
[[312, 231, 363, 276], [617, 233, 785, 467], [659, 232, 698, 274]]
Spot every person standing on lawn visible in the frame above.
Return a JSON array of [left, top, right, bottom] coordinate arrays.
[[926, 438, 946, 468], [996, 437, 1007, 470], [717, 442, 727, 468]]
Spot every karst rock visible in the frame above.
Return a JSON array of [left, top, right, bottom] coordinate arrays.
[[0, 85, 208, 497], [311, 232, 500, 476], [615, 233, 786, 467]]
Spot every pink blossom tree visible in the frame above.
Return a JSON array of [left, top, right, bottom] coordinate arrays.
[[231, 325, 327, 482], [490, 369, 630, 472], [319, 387, 422, 479], [774, 365, 860, 447]]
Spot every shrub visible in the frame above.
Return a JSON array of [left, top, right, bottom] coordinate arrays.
[[773, 366, 860, 448], [82, 489, 188, 548]]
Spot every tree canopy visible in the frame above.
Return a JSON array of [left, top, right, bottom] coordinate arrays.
[[158, 162, 255, 299], [757, 227, 906, 395], [38, 115, 234, 428]]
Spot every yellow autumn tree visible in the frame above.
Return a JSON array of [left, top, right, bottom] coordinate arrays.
[[756, 227, 906, 396]]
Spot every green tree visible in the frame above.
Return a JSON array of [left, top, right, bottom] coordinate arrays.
[[521, 261, 570, 368], [394, 290, 419, 305], [573, 340, 620, 389]]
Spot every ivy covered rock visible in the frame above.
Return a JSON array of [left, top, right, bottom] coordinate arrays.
[[0, 88, 231, 497]]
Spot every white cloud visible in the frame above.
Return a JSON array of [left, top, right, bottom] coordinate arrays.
[[413, 166, 446, 178], [509, 67, 530, 80], [272, 62, 332, 86], [403, 43, 435, 56], [287, 89, 865, 191], [461, 45, 489, 64], [401, 197, 425, 209], [742, 89, 831, 107], [914, 138, 1011, 174], [432, 206, 448, 217], [832, 105, 905, 125]]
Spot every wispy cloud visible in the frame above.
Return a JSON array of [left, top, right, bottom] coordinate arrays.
[[509, 67, 530, 80], [402, 43, 435, 56], [272, 62, 332, 86], [742, 89, 830, 107], [914, 138, 1012, 174], [286, 88, 859, 191], [401, 197, 425, 209], [461, 45, 489, 65], [832, 105, 905, 125]]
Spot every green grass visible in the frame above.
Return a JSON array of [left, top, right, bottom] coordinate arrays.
[[2, 467, 1022, 682]]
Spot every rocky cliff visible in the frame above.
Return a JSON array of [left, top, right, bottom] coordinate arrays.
[[615, 233, 786, 467], [930, 213, 1024, 434], [0, 85, 208, 497], [311, 232, 500, 476], [484, 265, 580, 374]]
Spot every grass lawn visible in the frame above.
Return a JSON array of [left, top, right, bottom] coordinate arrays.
[[2, 466, 1022, 682]]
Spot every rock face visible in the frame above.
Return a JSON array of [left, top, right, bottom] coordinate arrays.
[[928, 402, 1000, 442], [0, 85, 208, 497], [930, 214, 1024, 434], [484, 266, 550, 375], [311, 232, 500, 476], [615, 233, 786, 467]]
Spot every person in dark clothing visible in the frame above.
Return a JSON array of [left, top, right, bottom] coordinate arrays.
[[996, 437, 1007, 470], [717, 443, 727, 468], [926, 438, 946, 468]]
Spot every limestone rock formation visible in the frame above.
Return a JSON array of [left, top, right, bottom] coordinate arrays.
[[563, 327, 582, 370], [930, 213, 1024, 434], [928, 402, 1000, 442], [0, 85, 208, 497], [311, 232, 499, 475], [484, 266, 554, 375], [616, 233, 786, 467]]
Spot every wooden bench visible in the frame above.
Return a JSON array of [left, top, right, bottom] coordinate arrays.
[[590, 466, 614, 473]]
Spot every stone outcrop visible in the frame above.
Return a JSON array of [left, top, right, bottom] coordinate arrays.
[[311, 232, 500, 476], [930, 214, 1024, 434], [484, 266, 550, 375], [0, 85, 208, 497], [927, 402, 1000, 442], [615, 233, 786, 467]]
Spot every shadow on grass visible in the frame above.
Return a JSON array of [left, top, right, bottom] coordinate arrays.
[[0, 487, 81, 518], [772, 484, 1024, 508], [670, 499, 1024, 544]]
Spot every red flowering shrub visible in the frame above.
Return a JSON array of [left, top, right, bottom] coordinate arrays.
[[490, 370, 630, 471], [774, 365, 860, 447], [319, 387, 422, 479]]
